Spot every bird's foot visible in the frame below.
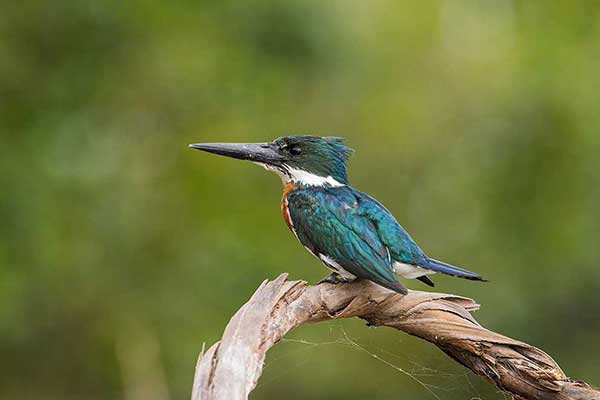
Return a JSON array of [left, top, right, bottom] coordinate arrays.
[[317, 272, 346, 285]]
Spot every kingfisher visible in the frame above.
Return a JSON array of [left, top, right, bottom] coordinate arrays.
[[190, 135, 485, 294]]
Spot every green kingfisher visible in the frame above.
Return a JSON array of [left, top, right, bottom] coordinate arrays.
[[190, 135, 485, 294]]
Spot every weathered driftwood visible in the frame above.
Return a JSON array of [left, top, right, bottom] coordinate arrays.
[[192, 274, 599, 400]]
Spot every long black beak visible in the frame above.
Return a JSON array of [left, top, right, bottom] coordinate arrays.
[[189, 142, 283, 165]]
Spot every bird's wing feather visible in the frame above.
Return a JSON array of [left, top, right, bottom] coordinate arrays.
[[354, 191, 429, 266], [356, 191, 485, 281], [287, 187, 405, 293]]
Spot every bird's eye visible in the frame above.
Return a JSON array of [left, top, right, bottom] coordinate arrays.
[[289, 146, 302, 156]]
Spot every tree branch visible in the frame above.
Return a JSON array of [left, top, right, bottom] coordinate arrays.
[[191, 274, 599, 400]]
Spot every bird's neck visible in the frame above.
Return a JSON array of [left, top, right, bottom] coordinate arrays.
[[285, 168, 345, 187], [256, 161, 347, 187]]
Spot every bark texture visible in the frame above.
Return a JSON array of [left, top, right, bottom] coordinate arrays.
[[192, 274, 599, 400]]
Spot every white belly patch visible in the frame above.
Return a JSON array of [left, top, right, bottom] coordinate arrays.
[[393, 262, 435, 279], [319, 254, 357, 280]]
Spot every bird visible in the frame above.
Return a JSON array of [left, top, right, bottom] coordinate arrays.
[[189, 135, 485, 294]]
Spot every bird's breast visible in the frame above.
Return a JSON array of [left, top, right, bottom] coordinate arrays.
[[281, 182, 296, 234]]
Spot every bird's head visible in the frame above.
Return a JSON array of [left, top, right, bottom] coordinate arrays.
[[190, 135, 353, 186]]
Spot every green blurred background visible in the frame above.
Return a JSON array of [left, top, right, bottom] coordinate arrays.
[[1, 1, 599, 399]]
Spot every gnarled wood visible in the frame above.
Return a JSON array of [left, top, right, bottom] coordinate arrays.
[[192, 274, 599, 400]]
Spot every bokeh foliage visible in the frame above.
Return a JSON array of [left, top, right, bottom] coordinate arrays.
[[1, 1, 599, 399]]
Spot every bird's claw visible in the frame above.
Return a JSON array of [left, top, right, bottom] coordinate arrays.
[[317, 272, 345, 285]]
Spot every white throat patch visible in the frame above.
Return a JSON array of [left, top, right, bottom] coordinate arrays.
[[255, 163, 344, 187], [286, 167, 344, 187]]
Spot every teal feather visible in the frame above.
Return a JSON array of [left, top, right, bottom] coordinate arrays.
[[287, 185, 483, 292], [288, 186, 407, 293]]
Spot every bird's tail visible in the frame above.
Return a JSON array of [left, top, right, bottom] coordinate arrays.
[[424, 258, 486, 281]]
